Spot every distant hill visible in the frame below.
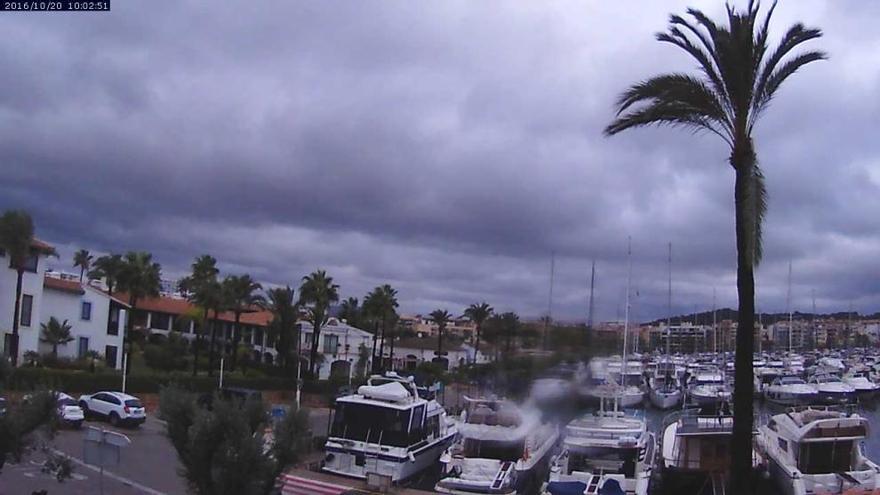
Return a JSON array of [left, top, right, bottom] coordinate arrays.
[[647, 308, 865, 326]]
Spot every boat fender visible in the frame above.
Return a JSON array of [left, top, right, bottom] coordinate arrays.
[[408, 452, 416, 463], [523, 446, 529, 461]]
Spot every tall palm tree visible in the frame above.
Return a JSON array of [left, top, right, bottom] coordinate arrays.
[[89, 253, 124, 294], [376, 285, 398, 370], [266, 286, 298, 371], [464, 302, 494, 364], [117, 251, 162, 375], [73, 249, 93, 282], [339, 297, 360, 327], [223, 274, 264, 372], [40, 317, 74, 358], [429, 309, 452, 368], [604, 2, 825, 488], [299, 270, 339, 376], [499, 312, 520, 356], [181, 255, 221, 377], [0, 210, 56, 366], [362, 290, 382, 373]]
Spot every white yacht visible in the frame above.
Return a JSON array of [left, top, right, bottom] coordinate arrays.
[[660, 407, 760, 495], [758, 407, 880, 495], [542, 395, 655, 495], [842, 370, 880, 398], [808, 374, 857, 405], [323, 372, 456, 482], [435, 397, 559, 495], [686, 368, 731, 408], [763, 376, 819, 406], [649, 361, 682, 410], [587, 360, 645, 409]]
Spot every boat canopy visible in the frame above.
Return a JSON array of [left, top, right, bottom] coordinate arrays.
[[357, 381, 412, 403]]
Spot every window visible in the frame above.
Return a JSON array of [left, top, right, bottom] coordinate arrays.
[[78, 337, 89, 358], [9, 253, 38, 273], [20, 294, 33, 327], [778, 438, 788, 452], [108, 307, 119, 335], [81, 302, 92, 321], [150, 312, 170, 330], [254, 327, 264, 346], [324, 334, 339, 354], [105, 345, 118, 368]]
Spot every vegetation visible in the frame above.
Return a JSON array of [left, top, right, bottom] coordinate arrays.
[[0, 210, 56, 366], [72, 249, 92, 282], [88, 253, 124, 293], [179, 255, 221, 377], [160, 385, 310, 495], [604, 2, 825, 490], [117, 251, 162, 374], [39, 317, 74, 358], [363, 285, 399, 372], [464, 302, 493, 364], [223, 275, 265, 372], [429, 309, 452, 367], [0, 390, 59, 473], [265, 286, 298, 372], [298, 270, 339, 376]]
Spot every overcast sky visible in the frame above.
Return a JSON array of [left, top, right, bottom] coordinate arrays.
[[3, 1, 879, 322]]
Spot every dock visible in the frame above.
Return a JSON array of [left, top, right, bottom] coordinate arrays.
[[279, 468, 437, 494]]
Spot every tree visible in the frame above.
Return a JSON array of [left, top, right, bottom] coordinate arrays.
[[429, 309, 452, 368], [159, 385, 310, 495], [223, 275, 264, 372], [604, 2, 825, 489], [266, 286, 298, 372], [363, 285, 398, 372], [353, 343, 370, 380], [464, 302, 494, 364], [117, 251, 162, 375], [72, 249, 92, 282], [339, 297, 360, 327], [0, 210, 56, 366], [0, 390, 59, 474], [298, 270, 339, 376], [39, 317, 74, 358], [89, 253, 124, 294], [498, 312, 520, 356], [180, 255, 221, 377]]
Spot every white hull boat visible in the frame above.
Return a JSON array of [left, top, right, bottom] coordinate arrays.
[[763, 376, 819, 406]]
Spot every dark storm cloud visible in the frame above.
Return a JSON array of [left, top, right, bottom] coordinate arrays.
[[2, 0, 879, 321]]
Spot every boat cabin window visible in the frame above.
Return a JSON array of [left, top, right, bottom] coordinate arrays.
[[799, 441, 855, 474], [569, 447, 639, 478], [330, 403, 412, 447], [612, 373, 642, 387], [779, 377, 805, 385], [463, 438, 523, 462]]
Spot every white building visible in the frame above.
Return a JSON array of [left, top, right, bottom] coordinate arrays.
[[0, 239, 53, 364], [41, 273, 127, 368], [298, 317, 374, 380], [391, 336, 490, 372]]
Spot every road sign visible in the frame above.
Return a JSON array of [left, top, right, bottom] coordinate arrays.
[[83, 427, 131, 495]]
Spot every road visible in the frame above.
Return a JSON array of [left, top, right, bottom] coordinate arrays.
[[1, 408, 334, 495]]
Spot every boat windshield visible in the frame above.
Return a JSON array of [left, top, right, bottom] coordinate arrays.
[[798, 441, 855, 474], [779, 377, 805, 385], [330, 402, 412, 447], [813, 376, 839, 384], [462, 438, 524, 462], [612, 373, 643, 387], [568, 446, 640, 478]]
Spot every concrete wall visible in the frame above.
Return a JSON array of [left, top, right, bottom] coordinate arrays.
[[0, 252, 48, 364], [40, 286, 126, 368]]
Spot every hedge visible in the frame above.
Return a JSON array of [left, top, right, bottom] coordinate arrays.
[[2, 368, 336, 395]]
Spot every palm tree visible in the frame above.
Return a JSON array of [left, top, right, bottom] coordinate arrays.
[[298, 270, 339, 376], [464, 302, 493, 364], [73, 249, 93, 282], [429, 309, 452, 368], [181, 255, 221, 377], [223, 274, 264, 372], [0, 210, 56, 366], [376, 285, 399, 370], [604, 2, 825, 488], [117, 251, 162, 374], [339, 297, 360, 327], [40, 317, 74, 358], [266, 286, 298, 371], [499, 312, 520, 356], [89, 253, 124, 294]]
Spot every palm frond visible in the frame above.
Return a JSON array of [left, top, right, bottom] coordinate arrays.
[[753, 50, 826, 120], [664, 17, 730, 113], [753, 23, 824, 113]]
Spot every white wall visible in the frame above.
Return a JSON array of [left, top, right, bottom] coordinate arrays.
[[0, 252, 48, 364], [299, 319, 374, 380], [39, 285, 126, 369]]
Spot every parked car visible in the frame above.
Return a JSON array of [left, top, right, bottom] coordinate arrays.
[[0, 397, 6, 417], [55, 392, 84, 428], [78, 391, 146, 427]]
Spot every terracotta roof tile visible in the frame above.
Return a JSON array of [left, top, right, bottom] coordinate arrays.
[[43, 276, 85, 295], [113, 293, 273, 327]]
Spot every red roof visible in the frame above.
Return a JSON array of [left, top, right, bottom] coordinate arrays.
[[43, 276, 85, 295], [31, 238, 55, 253], [114, 293, 273, 327]]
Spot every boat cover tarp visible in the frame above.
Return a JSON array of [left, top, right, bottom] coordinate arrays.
[[460, 458, 501, 482], [546, 480, 587, 495], [357, 381, 410, 402]]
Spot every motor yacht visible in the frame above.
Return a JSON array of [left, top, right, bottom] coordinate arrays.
[[842, 370, 880, 399], [435, 397, 559, 494], [757, 406, 880, 495], [323, 372, 456, 482], [763, 376, 819, 406], [686, 368, 732, 408], [808, 374, 857, 405]]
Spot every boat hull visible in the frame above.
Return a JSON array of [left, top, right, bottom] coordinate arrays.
[[650, 388, 682, 410], [323, 432, 455, 483]]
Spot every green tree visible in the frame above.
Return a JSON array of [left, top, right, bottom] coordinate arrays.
[[464, 302, 494, 364], [353, 342, 370, 380], [159, 385, 310, 495], [498, 312, 520, 356], [72, 249, 92, 282], [223, 275, 264, 372], [117, 251, 162, 375], [89, 253, 124, 294], [0, 210, 56, 366], [266, 286, 298, 372], [39, 317, 74, 358], [0, 390, 59, 473], [604, 2, 825, 488], [298, 270, 339, 376], [363, 285, 398, 373], [429, 309, 452, 368], [180, 255, 221, 377], [339, 297, 360, 327]]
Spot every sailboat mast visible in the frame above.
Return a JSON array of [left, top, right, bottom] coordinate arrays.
[[787, 261, 793, 353], [588, 260, 596, 330], [811, 289, 817, 350], [713, 287, 717, 354], [544, 252, 555, 349], [666, 242, 672, 356], [622, 237, 631, 374]]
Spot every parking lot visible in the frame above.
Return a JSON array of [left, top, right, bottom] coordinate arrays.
[[1, 407, 333, 495]]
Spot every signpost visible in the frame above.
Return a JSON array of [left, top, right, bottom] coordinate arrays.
[[83, 426, 131, 495]]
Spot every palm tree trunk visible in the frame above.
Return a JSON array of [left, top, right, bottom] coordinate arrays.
[[79, 267, 84, 282], [9, 269, 24, 366], [731, 148, 757, 494], [370, 321, 379, 374], [389, 332, 395, 371], [208, 311, 217, 377], [378, 314, 386, 372], [474, 324, 481, 365], [193, 311, 207, 376], [125, 296, 137, 376], [309, 320, 321, 376], [230, 311, 241, 372]]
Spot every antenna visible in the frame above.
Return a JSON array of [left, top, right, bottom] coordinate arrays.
[[587, 260, 596, 330]]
